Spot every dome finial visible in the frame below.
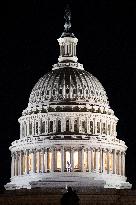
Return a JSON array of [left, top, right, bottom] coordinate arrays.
[[64, 4, 71, 33]]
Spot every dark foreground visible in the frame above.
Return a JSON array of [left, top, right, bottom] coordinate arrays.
[[0, 188, 136, 205]]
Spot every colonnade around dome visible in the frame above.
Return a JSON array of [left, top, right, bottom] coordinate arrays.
[[11, 146, 125, 178]]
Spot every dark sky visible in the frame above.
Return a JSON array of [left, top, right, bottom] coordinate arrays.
[[0, 0, 136, 189]]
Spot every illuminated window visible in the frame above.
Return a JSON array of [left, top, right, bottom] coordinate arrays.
[[74, 151, 78, 168], [90, 121, 93, 134], [48, 151, 52, 171], [84, 151, 88, 169], [57, 151, 61, 169], [66, 151, 70, 167]]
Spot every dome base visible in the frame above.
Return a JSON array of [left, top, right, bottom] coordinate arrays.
[[5, 172, 132, 191]]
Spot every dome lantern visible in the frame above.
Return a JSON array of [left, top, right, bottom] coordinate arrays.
[[58, 5, 78, 63]]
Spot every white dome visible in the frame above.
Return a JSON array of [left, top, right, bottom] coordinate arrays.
[[29, 67, 109, 107]]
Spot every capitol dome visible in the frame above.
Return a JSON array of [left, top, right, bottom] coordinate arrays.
[[5, 7, 132, 190], [29, 67, 109, 107]]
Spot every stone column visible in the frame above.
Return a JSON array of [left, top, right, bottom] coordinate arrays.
[[41, 149, 45, 173], [100, 148, 103, 173], [107, 149, 110, 174], [88, 148, 92, 172], [103, 149, 106, 173], [54, 147, 57, 171], [20, 123, 22, 138], [70, 148, 74, 172], [81, 147, 85, 172], [61, 147, 64, 172], [93, 118, 95, 134], [25, 150, 29, 174], [44, 148, 47, 172], [91, 148, 94, 171], [27, 119, 29, 136], [51, 148, 55, 172], [11, 153, 14, 177], [19, 151, 23, 175], [78, 148, 82, 171], [32, 150, 36, 173], [122, 152, 125, 176], [113, 149, 116, 174], [14, 152, 17, 176], [32, 120, 34, 135], [37, 150, 40, 173], [95, 149, 100, 173], [118, 151, 121, 175]]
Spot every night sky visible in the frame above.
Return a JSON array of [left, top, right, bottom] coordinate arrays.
[[0, 0, 136, 189]]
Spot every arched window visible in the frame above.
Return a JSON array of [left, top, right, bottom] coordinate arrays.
[[57, 120, 61, 133], [22, 124, 25, 137], [53, 89, 55, 95], [24, 122, 27, 136], [97, 122, 100, 133], [108, 124, 110, 135], [73, 89, 76, 94], [35, 122, 38, 135], [82, 121, 87, 133], [102, 122, 106, 134], [66, 119, 69, 132], [29, 122, 32, 135], [74, 120, 78, 133], [66, 88, 69, 94], [41, 121, 45, 134], [112, 123, 115, 135], [90, 121, 93, 134], [49, 121, 53, 133], [59, 89, 62, 94]]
